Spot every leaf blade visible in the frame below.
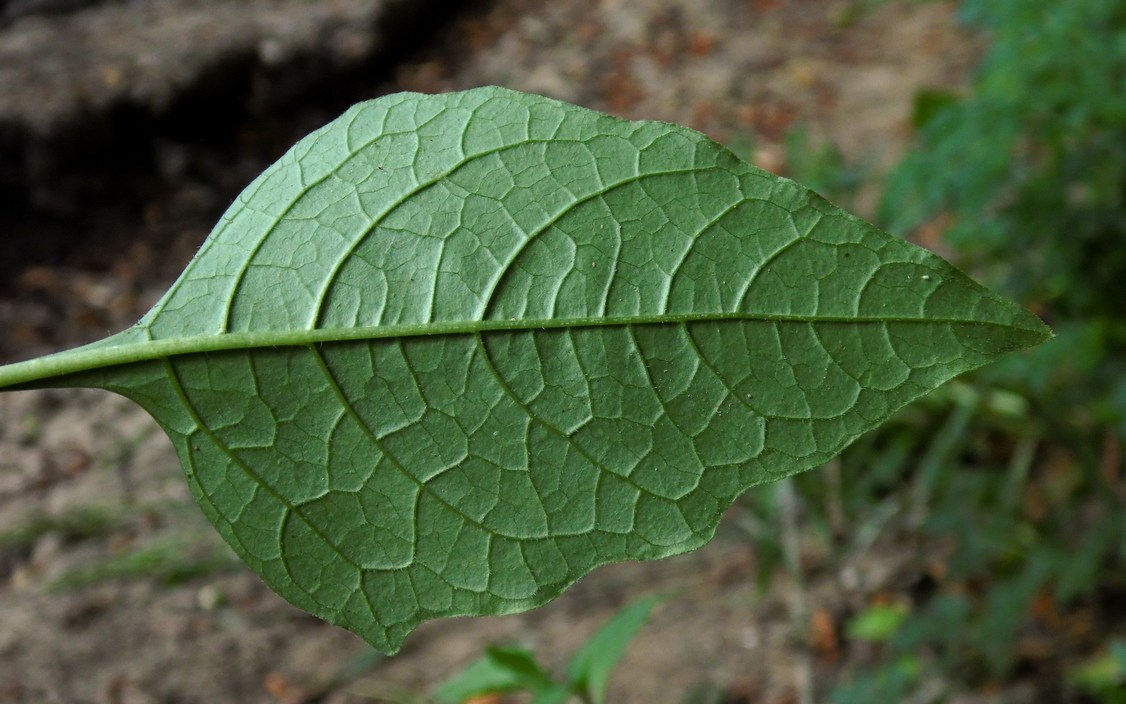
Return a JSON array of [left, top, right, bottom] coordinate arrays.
[[0, 87, 1051, 653]]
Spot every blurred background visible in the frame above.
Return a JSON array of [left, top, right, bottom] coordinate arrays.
[[0, 1, 1123, 702]]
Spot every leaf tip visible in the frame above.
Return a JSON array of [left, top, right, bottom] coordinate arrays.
[[1013, 306, 1055, 348]]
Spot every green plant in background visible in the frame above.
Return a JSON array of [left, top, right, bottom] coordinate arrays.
[[1070, 640, 1126, 704], [434, 596, 657, 704], [782, 372, 1126, 700], [0, 87, 1048, 654], [763, 0, 1126, 699], [881, 0, 1126, 434]]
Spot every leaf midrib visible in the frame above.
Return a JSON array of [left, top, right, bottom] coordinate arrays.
[[0, 311, 1047, 389]]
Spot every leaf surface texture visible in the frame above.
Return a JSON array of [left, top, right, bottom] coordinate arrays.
[[0, 87, 1050, 652]]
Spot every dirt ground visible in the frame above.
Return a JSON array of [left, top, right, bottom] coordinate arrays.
[[0, 1, 993, 702]]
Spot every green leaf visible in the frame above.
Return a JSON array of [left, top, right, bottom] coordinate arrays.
[[1068, 639, 1126, 701], [530, 686, 574, 704], [566, 596, 658, 703], [434, 645, 556, 703], [433, 652, 520, 703], [0, 87, 1051, 653], [846, 602, 908, 642], [483, 645, 556, 690]]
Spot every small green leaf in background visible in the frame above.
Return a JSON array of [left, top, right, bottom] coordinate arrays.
[[0, 87, 1051, 653], [486, 645, 557, 689], [434, 596, 658, 704], [566, 596, 661, 704], [1069, 640, 1126, 704], [830, 656, 921, 704], [434, 645, 564, 703], [846, 602, 909, 643], [432, 648, 519, 703]]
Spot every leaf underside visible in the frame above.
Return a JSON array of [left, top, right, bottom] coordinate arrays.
[[0, 87, 1050, 653]]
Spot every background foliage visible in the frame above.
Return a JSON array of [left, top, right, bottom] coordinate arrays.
[[764, 0, 1126, 700]]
